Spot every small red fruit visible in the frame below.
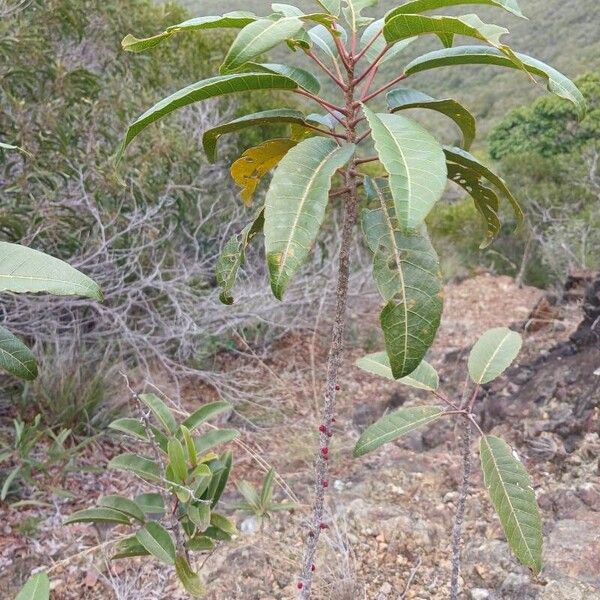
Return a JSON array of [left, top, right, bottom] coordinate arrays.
[[335, 384, 341, 391], [319, 523, 329, 530], [319, 424, 327, 433], [311, 564, 316, 572], [297, 582, 304, 590], [321, 447, 329, 455], [332, 417, 337, 423], [327, 431, 333, 437], [322, 480, 329, 488]]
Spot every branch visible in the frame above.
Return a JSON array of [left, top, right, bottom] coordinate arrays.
[[355, 156, 378, 166], [360, 72, 408, 104], [306, 50, 347, 90], [353, 30, 383, 64], [354, 43, 389, 86]]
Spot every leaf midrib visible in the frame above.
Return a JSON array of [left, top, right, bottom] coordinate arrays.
[[482, 437, 538, 567], [476, 330, 511, 383]]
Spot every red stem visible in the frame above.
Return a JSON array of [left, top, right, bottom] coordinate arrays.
[[306, 50, 347, 90], [360, 72, 408, 104]]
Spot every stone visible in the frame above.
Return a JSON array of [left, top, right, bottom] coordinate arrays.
[[470, 589, 491, 600], [542, 579, 600, 600]]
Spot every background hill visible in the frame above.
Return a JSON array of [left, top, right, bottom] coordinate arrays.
[[180, 0, 600, 136]]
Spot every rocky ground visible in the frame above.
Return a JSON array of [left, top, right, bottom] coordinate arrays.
[[1, 274, 598, 599]]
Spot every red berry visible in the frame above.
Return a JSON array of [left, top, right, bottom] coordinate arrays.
[[297, 582, 304, 590], [335, 384, 341, 391], [319, 424, 327, 433], [321, 447, 329, 455], [327, 431, 333, 437], [322, 480, 329, 488], [332, 418, 337, 423], [319, 523, 329, 530], [311, 564, 316, 572]]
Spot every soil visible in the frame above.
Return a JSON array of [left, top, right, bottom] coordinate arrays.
[[1, 274, 598, 600]]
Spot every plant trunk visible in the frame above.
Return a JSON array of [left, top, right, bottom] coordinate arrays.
[[298, 63, 358, 599], [450, 421, 473, 600]]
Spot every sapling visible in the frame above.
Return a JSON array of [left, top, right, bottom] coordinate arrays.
[[112, 0, 583, 596]]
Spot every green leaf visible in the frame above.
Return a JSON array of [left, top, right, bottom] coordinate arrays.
[[0, 242, 101, 300], [216, 209, 264, 305], [231, 139, 298, 206], [139, 393, 178, 435], [98, 495, 145, 522], [362, 178, 444, 379], [168, 438, 188, 483], [185, 536, 215, 551], [308, 24, 346, 62], [134, 493, 165, 516], [354, 406, 446, 457], [236, 480, 260, 508], [316, 0, 341, 14], [191, 464, 213, 497], [221, 17, 304, 73], [356, 352, 439, 390], [444, 146, 523, 228], [384, 13, 511, 54], [203, 109, 306, 162], [15, 572, 49, 600], [387, 87, 476, 150], [210, 512, 237, 535], [272, 4, 337, 26], [468, 327, 522, 384], [194, 430, 239, 455], [108, 453, 161, 482], [404, 46, 586, 118], [260, 468, 276, 507], [1, 465, 21, 500], [360, 19, 416, 64], [108, 418, 169, 452], [342, 0, 377, 31], [180, 425, 198, 467], [480, 435, 543, 574], [112, 536, 151, 559], [119, 73, 299, 159], [244, 62, 321, 94], [208, 450, 233, 506], [175, 555, 205, 597], [64, 507, 131, 525], [264, 137, 355, 299], [362, 107, 447, 229], [182, 401, 232, 432], [188, 503, 211, 531], [0, 325, 37, 381], [122, 12, 257, 52], [136, 522, 176, 565], [385, 0, 524, 20], [446, 161, 501, 248], [203, 526, 232, 541]]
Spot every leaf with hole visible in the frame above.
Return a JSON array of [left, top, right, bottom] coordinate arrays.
[[15, 572, 49, 600], [404, 46, 586, 118], [0, 242, 101, 300], [356, 352, 439, 390], [444, 146, 523, 229], [387, 87, 476, 150], [362, 107, 447, 229], [231, 139, 297, 206], [122, 12, 257, 52], [265, 137, 355, 299], [354, 406, 446, 457], [136, 522, 176, 565], [468, 327, 522, 384], [362, 178, 443, 378], [216, 209, 264, 305], [221, 17, 304, 73], [0, 325, 37, 381], [480, 435, 543, 573]]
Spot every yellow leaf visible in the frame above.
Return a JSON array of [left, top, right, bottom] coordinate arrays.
[[230, 138, 297, 205]]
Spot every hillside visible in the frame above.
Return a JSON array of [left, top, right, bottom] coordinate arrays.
[[179, 0, 600, 137]]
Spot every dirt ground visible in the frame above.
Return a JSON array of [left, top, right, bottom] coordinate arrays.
[[1, 274, 599, 599]]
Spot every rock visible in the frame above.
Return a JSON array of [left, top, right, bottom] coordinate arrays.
[[240, 516, 259, 534], [542, 579, 600, 600], [545, 517, 600, 586], [470, 589, 491, 600]]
